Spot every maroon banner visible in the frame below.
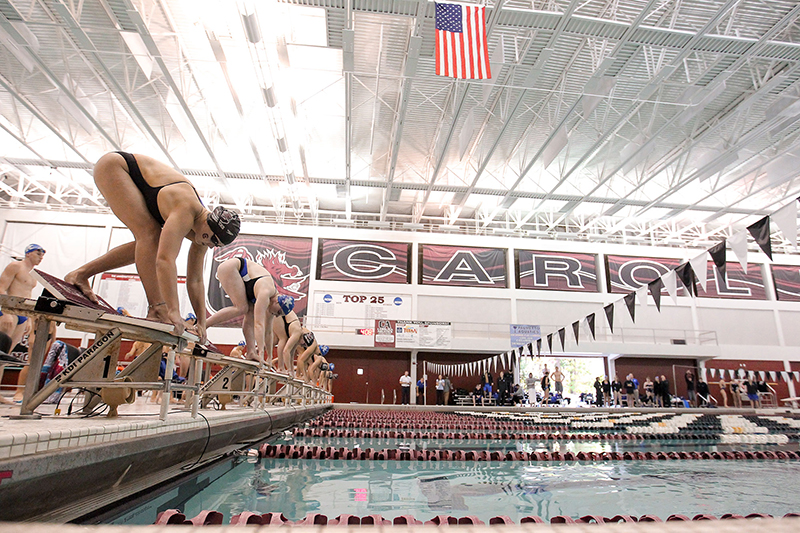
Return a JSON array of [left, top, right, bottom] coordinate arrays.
[[374, 319, 396, 348], [607, 255, 766, 300], [319, 239, 410, 283], [517, 250, 598, 292], [420, 244, 507, 288], [207, 234, 312, 326], [772, 265, 800, 302]]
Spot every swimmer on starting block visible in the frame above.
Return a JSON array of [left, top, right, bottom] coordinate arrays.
[[65, 152, 241, 341], [206, 257, 294, 368], [0, 244, 45, 347], [274, 310, 318, 378]]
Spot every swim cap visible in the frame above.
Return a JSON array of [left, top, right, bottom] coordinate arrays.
[[25, 243, 45, 254], [328, 363, 334, 371], [277, 294, 294, 315], [238, 341, 246, 346], [320, 363, 329, 371], [319, 345, 329, 357], [206, 206, 240, 246], [185, 313, 197, 322], [116, 307, 126, 315]]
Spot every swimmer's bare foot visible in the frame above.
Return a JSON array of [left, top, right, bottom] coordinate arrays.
[[64, 270, 99, 303]]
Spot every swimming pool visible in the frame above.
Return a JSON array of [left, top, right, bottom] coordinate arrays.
[[110, 454, 800, 524], [104, 408, 800, 525]]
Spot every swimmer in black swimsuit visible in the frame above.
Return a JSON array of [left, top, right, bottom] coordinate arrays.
[[207, 257, 294, 367], [295, 328, 322, 382], [65, 152, 240, 340]]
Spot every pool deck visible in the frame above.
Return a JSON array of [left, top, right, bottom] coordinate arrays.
[[0, 397, 330, 523]]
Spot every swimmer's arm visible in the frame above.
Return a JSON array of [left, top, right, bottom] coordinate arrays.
[[156, 212, 194, 334], [186, 242, 207, 343], [0, 262, 20, 295]]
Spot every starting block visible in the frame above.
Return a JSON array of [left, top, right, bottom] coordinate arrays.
[[1, 270, 332, 420]]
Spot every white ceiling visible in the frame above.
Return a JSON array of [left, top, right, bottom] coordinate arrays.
[[1, 0, 800, 250]]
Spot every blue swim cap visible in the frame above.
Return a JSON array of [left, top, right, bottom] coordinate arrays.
[[277, 294, 295, 315], [185, 313, 197, 322], [238, 341, 246, 346], [328, 363, 334, 371], [116, 307, 126, 315], [319, 345, 329, 356]]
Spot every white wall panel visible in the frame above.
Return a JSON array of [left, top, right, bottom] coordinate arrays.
[[418, 295, 511, 324], [697, 308, 778, 346], [780, 311, 800, 345]]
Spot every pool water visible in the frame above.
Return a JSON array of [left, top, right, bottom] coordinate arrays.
[[110, 454, 800, 525]]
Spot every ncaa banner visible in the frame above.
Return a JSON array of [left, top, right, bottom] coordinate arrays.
[[421, 244, 507, 288], [319, 239, 410, 283], [771, 265, 800, 301], [607, 255, 766, 300], [207, 234, 312, 326], [517, 250, 598, 292]]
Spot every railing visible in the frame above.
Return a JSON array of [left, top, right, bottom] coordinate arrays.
[[302, 316, 718, 347]]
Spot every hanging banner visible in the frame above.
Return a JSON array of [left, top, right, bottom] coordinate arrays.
[[208, 235, 312, 325], [319, 239, 410, 283], [374, 319, 397, 348], [312, 292, 411, 324], [517, 250, 598, 292], [606, 255, 766, 300], [771, 265, 800, 301], [509, 324, 541, 348], [394, 321, 452, 348], [420, 244, 507, 288]]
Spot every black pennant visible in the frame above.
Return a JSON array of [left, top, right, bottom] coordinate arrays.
[[587, 313, 596, 339], [558, 328, 566, 351], [648, 278, 663, 312], [572, 321, 580, 345], [747, 215, 772, 260], [536, 339, 541, 356], [527, 342, 533, 357], [547, 333, 553, 354], [604, 303, 615, 334], [675, 263, 696, 297], [708, 240, 726, 282], [623, 292, 636, 322]]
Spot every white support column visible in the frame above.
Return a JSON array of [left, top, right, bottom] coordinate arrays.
[[410, 349, 418, 404]]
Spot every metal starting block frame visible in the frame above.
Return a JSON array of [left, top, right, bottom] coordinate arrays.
[[0, 293, 195, 421], [192, 347, 331, 408]]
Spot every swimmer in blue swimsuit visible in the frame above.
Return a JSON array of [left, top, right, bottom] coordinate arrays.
[[207, 257, 294, 367], [65, 152, 241, 341]]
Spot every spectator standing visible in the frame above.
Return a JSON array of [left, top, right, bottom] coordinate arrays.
[[525, 373, 537, 404], [653, 375, 663, 407], [435, 374, 445, 405], [443, 375, 452, 405], [623, 374, 636, 407], [399, 371, 412, 405], [685, 370, 696, 407], [552, 366, 564, 397], [660, 375, 671, 407], [744, 378, 760, 408], [593, 376, 603, 406], [602, 377, 611, 407], [611, 375, 622, 407], [417, 376, 425, 404]]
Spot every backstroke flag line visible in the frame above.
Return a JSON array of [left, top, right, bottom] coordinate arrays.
[[435, 2, 491, 79]]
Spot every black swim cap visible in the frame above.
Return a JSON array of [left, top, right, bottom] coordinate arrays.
[[207, 206, 240, 246]]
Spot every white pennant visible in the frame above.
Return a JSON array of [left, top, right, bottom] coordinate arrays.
[[729, 369, 736, 379], [748, 370, 755, 379], [769, 371, 777, 382], [759, 371, 766, 380], [701, 367, 707, 381], [795, 371, 800, 382], [728, 231, 749, 274], [710, 368, 717, 378], [662, 270, 678, 304], [689, 252, 709, 291], [782, 372, 789, 383], [636, 284, 648, 306], [772, 200, 798, 250]]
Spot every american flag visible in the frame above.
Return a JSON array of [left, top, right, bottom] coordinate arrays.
[[435, 2, 491, 80]]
